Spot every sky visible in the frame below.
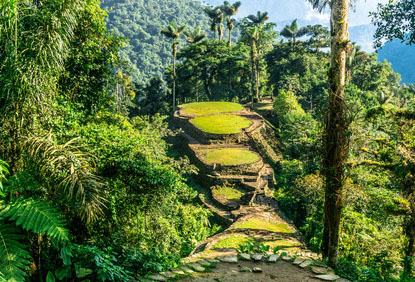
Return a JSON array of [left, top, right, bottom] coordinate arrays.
[[306, 0, 390, 26], [203, 0, 390, 27]]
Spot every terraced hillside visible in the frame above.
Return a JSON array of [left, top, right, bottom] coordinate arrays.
[[141, 102, 350, 281]]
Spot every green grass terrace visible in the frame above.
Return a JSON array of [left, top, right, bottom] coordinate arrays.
[[179, 102, 244, 116], [199, 148, 260, 165], [190, 114, 252, 134]]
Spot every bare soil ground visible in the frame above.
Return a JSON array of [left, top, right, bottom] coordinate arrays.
[[179, 260, 322, 282]]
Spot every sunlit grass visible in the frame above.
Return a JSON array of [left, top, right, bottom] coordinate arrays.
[[232, 219, 293, 233], [180, 102, 244, 116], [200, 148, 260, 165], [212, 185, 244, 200], [212, 235, 254, 249], [191, 114, 252, 134]]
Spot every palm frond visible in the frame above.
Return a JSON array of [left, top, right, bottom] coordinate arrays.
[[0, 223, 31, 282], [25, 135, 107, 224], [1, 197, 70, 244], [307, 0, 332, 12]]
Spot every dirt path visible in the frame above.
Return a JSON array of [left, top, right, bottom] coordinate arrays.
[[145, 104, 349, 282], [179, 260, 323, 282]]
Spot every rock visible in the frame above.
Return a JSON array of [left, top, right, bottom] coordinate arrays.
[[170, 268, 185, 275], [188, 263, 205, 272], [311, 266, 328, 275], [267, 254, 280, 262], [240, 266, 251, 272], [299, 260, 313, 268], [293, 258, 306, 265], [207, 259, 220, 264], [139, 279, 153, 282], [197, 260, 212, 267], [148, 274, 167, 282], [179, 266, 194, 274], [218, 255, 238, 263], [251, 253, 263, 261], [314, 274, 341, 281], [336, 279, 351, 282], [160, 271, 175, 278], [282, 256, 292, 261], [238, 253, 251, 261], [313, 262, 328, 267], [252, 267, 263, 273]]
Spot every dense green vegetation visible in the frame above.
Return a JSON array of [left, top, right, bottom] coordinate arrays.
[[100, 0, 213, 84], [0, 1, 214, 281], [1, 0, 415, 281]]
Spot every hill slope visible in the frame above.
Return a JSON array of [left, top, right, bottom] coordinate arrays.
[[377, 40, 415, 85], [101, 0, 212, 84]]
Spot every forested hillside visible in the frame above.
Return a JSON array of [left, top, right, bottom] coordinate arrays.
[[378, 40, 415, 84], [1, 0, 415, 281], [101, 0, 212, 84]]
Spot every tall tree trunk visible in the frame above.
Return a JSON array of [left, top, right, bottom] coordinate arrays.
[[172, 42, 177, 113], [218, 25, 224, 41], [228, 27, 232, 47], [403, 190, 415, 277], [322, 0, 350, 267], [250, 42, 255, 104], [253, 41, 259, 101]]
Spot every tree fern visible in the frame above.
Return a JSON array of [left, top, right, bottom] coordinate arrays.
[[0, 223, 31, 282], [0, 198, 70, 244]]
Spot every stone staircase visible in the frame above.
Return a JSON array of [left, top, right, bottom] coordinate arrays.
[[142, 104, 351, 282]]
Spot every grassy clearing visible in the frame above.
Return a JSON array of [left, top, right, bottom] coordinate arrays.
[[212, 235, 300, 250], [191, 114, 252, 134], [200, 148, 260, 165], [212, 235, 254, 249], [232, 219, 293, 233], [180, 102, 244, 116], [212, 185, 244, 200]]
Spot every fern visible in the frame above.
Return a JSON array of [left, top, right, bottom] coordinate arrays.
[[0, 198, 70, 245], [0, 223, 31, 282]]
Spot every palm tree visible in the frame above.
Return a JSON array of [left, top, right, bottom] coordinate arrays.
[[161, 23, 186, 113], [247, 11, 269, 28], [307, 0, 351, 267], [204, 7, 225, 40], [223, 1, 242, 46], [247, 11, 269, 101], [184, 27, 206, 44], [280, 19, 308, 49], [184, 28, 206, 101]]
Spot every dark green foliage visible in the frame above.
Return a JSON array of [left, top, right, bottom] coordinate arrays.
[[101, 0, 213, 84], [0, 224, 31, 282], [371, 0, 415, 48], [175, 39, 252, 103], [1, 197, 69, 244]]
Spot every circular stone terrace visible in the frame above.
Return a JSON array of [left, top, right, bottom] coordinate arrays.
[[177, 102, 264, 137], [198, 147, 261, 166]]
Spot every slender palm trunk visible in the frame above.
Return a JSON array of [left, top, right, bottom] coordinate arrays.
[[250, 42, 256, 104], [253, 41, 260, 101], [172, 42, 177, 113], [218, 25, 224, 41], [228, 27, 232, 47], [322, 0, 350, 267]]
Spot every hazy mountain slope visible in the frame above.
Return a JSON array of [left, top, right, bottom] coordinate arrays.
[[102, 0, 212, 84], [377, 41, 415, 85]]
